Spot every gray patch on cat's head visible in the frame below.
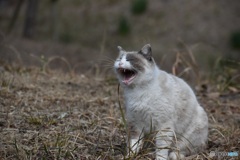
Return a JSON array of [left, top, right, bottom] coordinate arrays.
[[126, 53, 145, 72], [138, 44, 152, 62], [116, 44, 155, 73], [125, 44, 155, 72]]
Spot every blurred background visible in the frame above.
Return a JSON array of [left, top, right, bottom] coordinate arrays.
[[0, 0, 239, 77]]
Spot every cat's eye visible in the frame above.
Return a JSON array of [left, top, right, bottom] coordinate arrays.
[[126, 57, 134, 61]]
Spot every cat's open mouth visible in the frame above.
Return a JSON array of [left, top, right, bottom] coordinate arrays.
[[117, 68, 137, 85]]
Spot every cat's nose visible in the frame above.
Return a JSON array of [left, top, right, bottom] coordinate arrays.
[[119, 62, 123, 66]]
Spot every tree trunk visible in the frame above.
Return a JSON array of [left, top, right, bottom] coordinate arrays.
[[8, 0, 25, 34], [23, 0, 39, 38], [50, 0, 59, 40]]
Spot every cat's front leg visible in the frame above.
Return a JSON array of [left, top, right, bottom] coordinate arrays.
[[155, 128, 174, 160], [128, 136, 142, 154], [126, 123, 143, 156]]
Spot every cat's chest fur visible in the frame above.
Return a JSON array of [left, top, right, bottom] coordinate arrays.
[[124, 71, 177, 130], [123, 69, 198, 133]]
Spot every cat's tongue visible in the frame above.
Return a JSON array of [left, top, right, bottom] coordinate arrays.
[[118, 68, 136, 85], [122, 75, 135, 85]]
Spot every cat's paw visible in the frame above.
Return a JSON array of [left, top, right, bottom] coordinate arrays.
[[126, 151, 138, 159], [168, 152, 185, 160], [156, 156, 168, 160], [156, 153, 168, 160]]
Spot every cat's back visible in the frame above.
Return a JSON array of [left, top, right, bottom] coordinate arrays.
[[157, 70, 208, 131], [157, 70, 197, 101]]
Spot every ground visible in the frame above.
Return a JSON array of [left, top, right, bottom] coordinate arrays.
[[0, 63, 239, 160]]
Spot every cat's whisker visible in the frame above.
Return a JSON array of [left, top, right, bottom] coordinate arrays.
[[99, 58, 115, 65], [99, 55, 115, 62], [99, 58, 115, 70], [99, 62, 114, 68]]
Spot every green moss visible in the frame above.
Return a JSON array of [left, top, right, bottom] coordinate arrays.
[[28, 117, 42, 125], [131, 0, 148, 15], [118, 16, 131, 35], [230, 31, 240, 49]]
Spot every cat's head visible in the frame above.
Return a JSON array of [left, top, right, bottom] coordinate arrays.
[[114, 44, 157, 87]]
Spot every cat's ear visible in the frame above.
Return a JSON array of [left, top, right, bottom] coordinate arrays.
[[117, 46, 125, 53], [139, 44, 152, 61]]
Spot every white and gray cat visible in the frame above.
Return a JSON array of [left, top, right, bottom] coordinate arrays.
[[114, 44, 208, 160]]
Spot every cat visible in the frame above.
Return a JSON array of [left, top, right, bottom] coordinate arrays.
[[114, 44, 208, 160]]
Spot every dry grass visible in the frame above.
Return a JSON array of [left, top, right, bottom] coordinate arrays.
[[0, 61, 239, 160]]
